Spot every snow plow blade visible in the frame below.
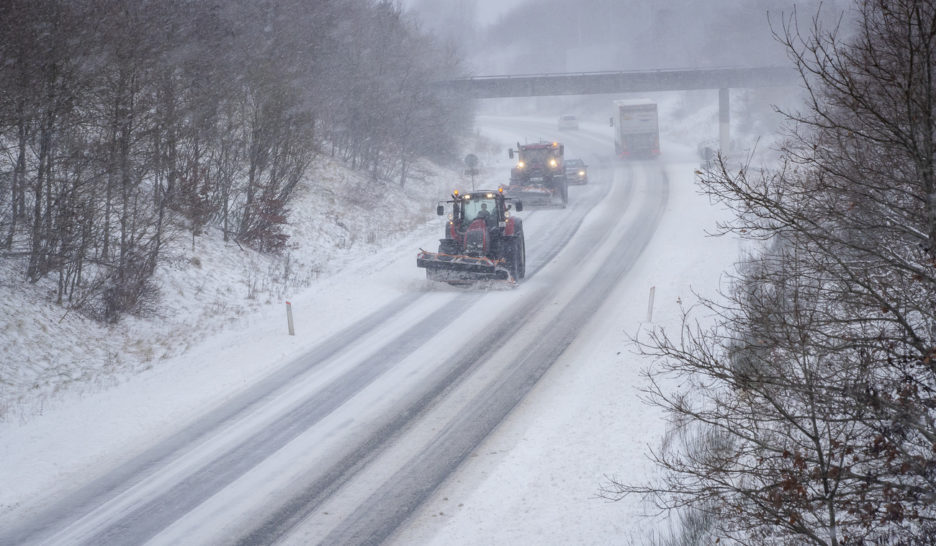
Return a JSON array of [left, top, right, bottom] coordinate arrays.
[[417, 250, 513, 282], [505, 186, 559, 207]]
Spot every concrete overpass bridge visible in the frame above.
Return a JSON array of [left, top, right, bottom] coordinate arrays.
[[437, 66, 799, 153]]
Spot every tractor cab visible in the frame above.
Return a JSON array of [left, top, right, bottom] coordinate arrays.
[[439, 189, 520, 231], [509, 141, 564, 176], [456, 194, 499, 228]]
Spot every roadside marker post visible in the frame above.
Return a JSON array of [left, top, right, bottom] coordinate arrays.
[[646, 286, 656, 323], [286, 301, 295, 335]]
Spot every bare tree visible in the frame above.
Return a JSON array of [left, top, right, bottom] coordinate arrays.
[[0, 0, 472, 321], [608, 2, 936, 544]]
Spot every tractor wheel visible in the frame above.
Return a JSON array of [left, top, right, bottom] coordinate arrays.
[[518, 235, 526, 279], [507, 237, 524, 281]]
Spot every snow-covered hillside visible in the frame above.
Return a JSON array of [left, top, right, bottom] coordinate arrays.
[[0, 154, 470, 419]]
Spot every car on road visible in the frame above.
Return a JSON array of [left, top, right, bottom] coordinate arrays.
[[557, 115, 579, 130], [565, 158, 588, 184]]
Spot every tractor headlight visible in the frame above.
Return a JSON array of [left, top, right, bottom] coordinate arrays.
[[579, 170, 585, 176], [549, 158, 557, 168], [517, 161, 525, 169]]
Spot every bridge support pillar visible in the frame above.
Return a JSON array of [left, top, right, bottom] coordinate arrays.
[[719, 87, 730, 154]]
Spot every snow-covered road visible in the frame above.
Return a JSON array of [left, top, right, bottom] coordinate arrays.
[[1, 115, 735, 545]]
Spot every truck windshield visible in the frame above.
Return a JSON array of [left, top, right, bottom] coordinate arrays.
[[521, 148, 551, 165]]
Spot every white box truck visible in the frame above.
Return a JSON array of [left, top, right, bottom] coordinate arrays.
[[612, 99, 660, 158]]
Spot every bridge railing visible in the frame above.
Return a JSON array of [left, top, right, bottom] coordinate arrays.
[[434, 66, 798, 99]]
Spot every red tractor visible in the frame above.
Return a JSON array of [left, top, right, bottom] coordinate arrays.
[[507, 141, 568, 207], [417, 188, 525, 284]]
